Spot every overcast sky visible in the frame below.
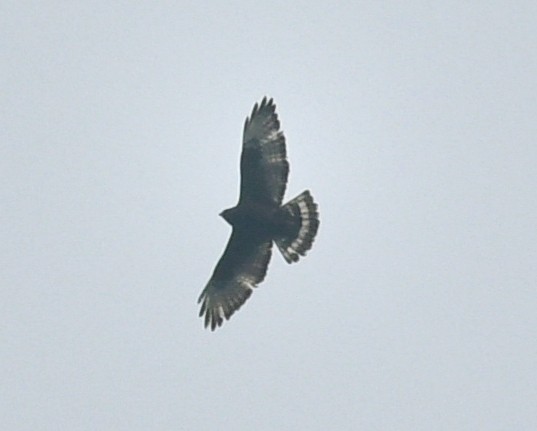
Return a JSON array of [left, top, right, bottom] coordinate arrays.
[[2, 2, 537, 430]]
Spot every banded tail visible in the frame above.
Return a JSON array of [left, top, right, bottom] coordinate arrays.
[[275, 190, 319, 263]]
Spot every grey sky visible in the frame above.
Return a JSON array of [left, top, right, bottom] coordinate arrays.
[[2, 2, 536, 430]]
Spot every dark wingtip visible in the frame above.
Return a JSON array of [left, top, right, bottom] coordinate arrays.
[[245, 96, 277, 128]]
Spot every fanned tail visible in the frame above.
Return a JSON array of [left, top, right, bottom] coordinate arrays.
[[275, 190, 319, 263]]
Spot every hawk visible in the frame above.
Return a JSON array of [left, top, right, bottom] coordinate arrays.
[[198, 97, 319, 330]]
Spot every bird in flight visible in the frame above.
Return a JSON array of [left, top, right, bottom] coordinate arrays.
[[198, 97, 319, 330]]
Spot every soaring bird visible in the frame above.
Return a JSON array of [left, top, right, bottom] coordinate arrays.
[[198, 97, 319, 330]]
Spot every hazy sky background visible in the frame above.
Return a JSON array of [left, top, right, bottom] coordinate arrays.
[[2, 2, 536, 430]]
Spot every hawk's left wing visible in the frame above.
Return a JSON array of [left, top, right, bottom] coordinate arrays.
[[239, 97, 289, 206], [198, 228, 273, 330]]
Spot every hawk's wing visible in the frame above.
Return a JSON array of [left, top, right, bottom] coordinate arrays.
[[239, 97, 289, 206], [198, 228, 273, 330]]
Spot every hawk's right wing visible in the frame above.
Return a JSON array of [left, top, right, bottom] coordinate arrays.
[[198, 228, 273, 330]]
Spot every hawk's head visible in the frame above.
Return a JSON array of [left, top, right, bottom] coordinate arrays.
[[219, 207, 235, 225]]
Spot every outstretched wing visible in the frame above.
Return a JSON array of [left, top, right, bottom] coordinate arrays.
[[240, 97, 289, 206], [198, 228, 273, 330]]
